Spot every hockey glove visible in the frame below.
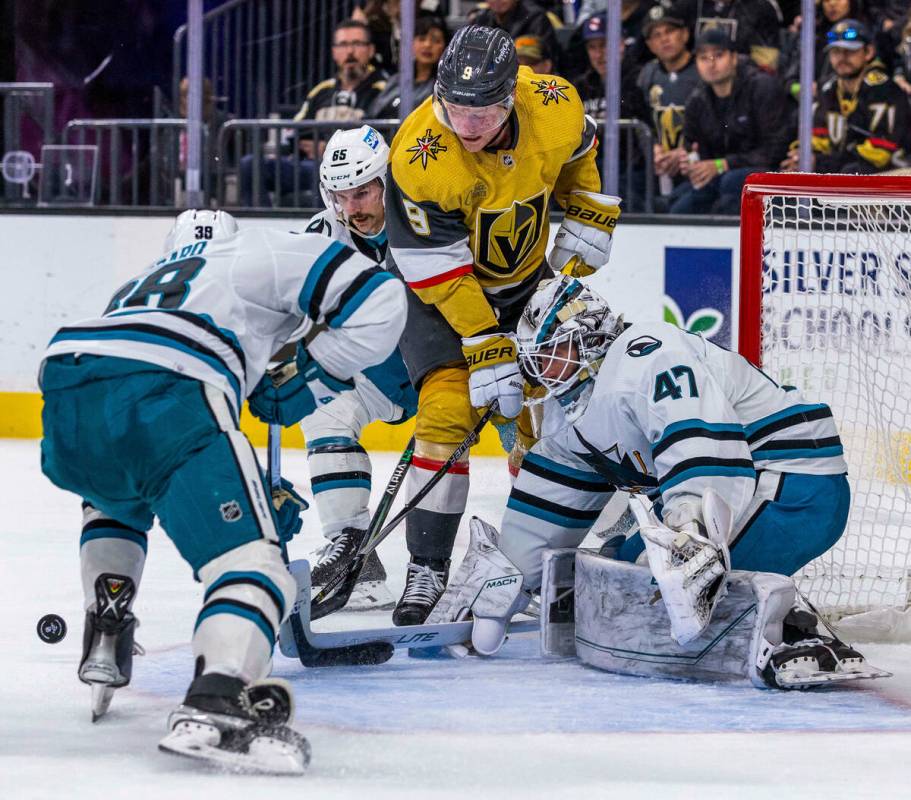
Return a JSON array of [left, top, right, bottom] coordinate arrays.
[[461, 333, 524, 419], [247, 360, 317, 426], [295, 344, 356, 408], [550, 191, 621, 274], [271, 478, 308, 543]]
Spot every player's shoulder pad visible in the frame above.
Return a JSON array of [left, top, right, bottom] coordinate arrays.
[[388, 96, 469, 204], [304, 210, 338, 238], [863, 68, 889, 87], [515, 67, 586, 148]]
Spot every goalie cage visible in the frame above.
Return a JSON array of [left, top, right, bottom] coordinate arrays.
[[739, 172, 911, 642]]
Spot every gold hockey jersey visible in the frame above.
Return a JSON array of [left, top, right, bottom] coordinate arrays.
[[386, 66, 600, 337]]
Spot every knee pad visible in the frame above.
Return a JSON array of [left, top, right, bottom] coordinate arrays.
[[306, 437, 372, 536], [79, 503, 147, 612], [194, 539, 297, 682]]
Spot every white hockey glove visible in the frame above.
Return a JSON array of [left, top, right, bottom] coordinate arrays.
[[427, 517, 530, 657], [550, 191, 621, 276], [631, 489, 732, 645], [461, 333, 524, 419]]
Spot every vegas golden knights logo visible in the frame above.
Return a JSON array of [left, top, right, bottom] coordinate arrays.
[[475, 190, 546, 276], [655, 105, 684, 151]]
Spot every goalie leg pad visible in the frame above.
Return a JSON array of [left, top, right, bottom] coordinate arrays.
[[574, 551, 795, 684], [426, 517, 529, 656]]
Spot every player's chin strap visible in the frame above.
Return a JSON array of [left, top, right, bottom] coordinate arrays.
[[426, 517, 531, 657], [631, 489, 732, 645]]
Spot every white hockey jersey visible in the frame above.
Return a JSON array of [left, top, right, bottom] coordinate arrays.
[[305, 210, 387, 266], [41, 228, 406, 417], [502, 322, 847, 567]]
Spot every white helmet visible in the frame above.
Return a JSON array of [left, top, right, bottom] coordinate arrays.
[[319, 126, 389, 227], [516, 276, 623, 422], [163, 209, 239, 254]]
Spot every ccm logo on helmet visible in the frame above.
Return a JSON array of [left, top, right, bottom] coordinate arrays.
[[565, 204, 618, 231], [484, 576, 518, 589]]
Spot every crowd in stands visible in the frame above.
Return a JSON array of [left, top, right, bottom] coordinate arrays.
[[234, 0, 911, 214]]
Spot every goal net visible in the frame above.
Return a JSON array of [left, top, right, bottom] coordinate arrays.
[[739, 173, 911, 640]]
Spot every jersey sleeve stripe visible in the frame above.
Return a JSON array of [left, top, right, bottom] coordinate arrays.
[[405, 263, 474, 289], [298, 241, 354, 320], [506, 491, 600, 529], [652, 421, 746, 458], [744, 403, 831, 442], [324, 268, 397, 328], [568, 114, 598, 163], [521, 451, 614, 491], [658, 458, 756, 493]]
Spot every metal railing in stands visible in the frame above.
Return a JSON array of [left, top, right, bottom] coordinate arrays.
[[216, 117, 655, 212], [173, 0, 357, 121], [63, 119, 209, 207], [1, 83, 55, 202], [215, 118, 399, 209]]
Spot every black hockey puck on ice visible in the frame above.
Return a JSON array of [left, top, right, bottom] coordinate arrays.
[[37, 614, 67, 644]]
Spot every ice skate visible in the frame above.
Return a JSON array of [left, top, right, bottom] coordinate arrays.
[[78, 573, 140, 722], [310, 528, 395, 611], [393, 557, 449, 626], [159, 673, 310, 775]]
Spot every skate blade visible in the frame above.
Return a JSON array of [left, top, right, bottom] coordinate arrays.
[[91, 684, 115, 723], [159, 723, 309, 776], [776, 660, 893, 689]]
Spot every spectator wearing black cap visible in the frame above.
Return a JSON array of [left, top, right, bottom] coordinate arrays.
[[669, 0, 782, 72], [670, 25, 788, 214], [637, 5, 701, 198], [782, 18, 910, 174]]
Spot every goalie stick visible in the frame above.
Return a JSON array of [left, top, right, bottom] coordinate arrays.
[[309, 402, 499, 620], [267, 423, 393, 666], [279, 557, 538, 660]]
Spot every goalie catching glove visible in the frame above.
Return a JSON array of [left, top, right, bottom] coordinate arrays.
[[461, 333, 524, 419], [550, 191, 621, 276], [631, 489, 732, 645], [426, 517, 531, 656]]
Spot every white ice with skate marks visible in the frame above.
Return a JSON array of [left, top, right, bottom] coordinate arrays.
[[3, 438, 911, 799]]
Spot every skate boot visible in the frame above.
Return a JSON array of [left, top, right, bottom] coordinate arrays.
[[392, 556, 450, 626], [159, 673, 310, 775], [79, 573, 140, 722], [310, 528, 395, 611], [760, 608, 891, 689]]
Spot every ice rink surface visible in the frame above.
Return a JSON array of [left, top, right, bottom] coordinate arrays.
[[2, 438, 911, 799]]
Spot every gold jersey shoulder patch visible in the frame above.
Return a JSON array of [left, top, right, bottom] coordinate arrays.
[[864, 69, 888, 87]]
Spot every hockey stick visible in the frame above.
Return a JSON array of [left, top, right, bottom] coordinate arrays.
[[267, 423, 393, 666], [279, 558, 538, 660], [310, 402, 499, 620], [307, 435, 415, 620]]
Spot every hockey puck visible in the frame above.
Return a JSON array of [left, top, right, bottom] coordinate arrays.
[[37, 613, 67, 644]]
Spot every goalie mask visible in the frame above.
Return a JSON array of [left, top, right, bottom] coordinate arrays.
[[163, 209, 238, 254], [319, 125, 389, 236], [516, 276, 623, 421]]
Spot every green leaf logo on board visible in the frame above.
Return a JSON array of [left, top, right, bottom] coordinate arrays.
[[662, 296, 724, 340]]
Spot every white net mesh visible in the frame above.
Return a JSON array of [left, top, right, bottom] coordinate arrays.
[[760, 193, 911, 634]]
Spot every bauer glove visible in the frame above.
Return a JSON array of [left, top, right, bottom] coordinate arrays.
[[550, 191, 621, 275], [461, 333, 524, 419], [271, 477, 308, 543]]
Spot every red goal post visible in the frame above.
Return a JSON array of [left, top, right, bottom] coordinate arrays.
[[738, 172, 911, 639]]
